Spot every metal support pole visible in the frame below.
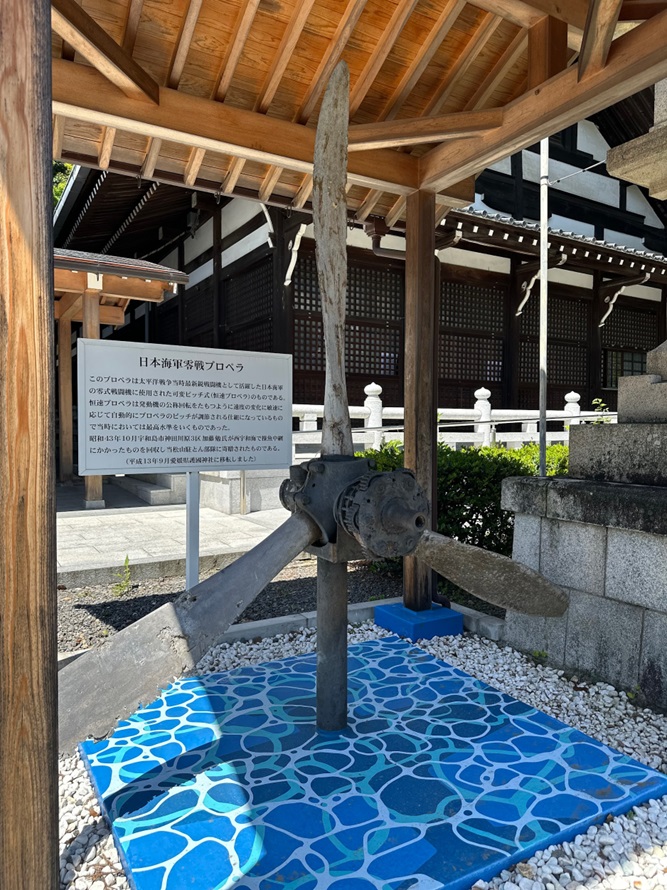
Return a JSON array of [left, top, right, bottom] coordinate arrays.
[[316, 559, 348, 730], [539, 138, 549, 477], [185, 471, 200, 591]]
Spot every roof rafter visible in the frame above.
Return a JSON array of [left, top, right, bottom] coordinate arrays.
[[578, 0, 625, 80], [52, 59, 420, 195], [349, 109, 504, 151], [420, 8, 667, 191], [51, 0, 159, 103]]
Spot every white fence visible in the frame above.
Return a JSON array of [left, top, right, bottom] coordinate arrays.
[[292, 382, 616, 458]]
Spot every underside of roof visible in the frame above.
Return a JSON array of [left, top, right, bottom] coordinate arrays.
[[51, 0, 667, 232]]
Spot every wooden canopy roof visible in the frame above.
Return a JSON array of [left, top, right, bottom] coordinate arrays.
[[51, 0, 667, 231], [53, 247, 188, 325]]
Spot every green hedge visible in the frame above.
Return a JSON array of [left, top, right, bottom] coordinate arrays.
[[356, 441, 568, 558]]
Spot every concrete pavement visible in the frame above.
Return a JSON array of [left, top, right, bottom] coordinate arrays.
[[56, 480, 288, 587]]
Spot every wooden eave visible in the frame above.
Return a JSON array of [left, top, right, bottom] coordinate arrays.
[[439, 209, 667, 284], [50, 1, 667, 231], [53, 248, 188, 325]]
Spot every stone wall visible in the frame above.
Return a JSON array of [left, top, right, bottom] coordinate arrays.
[[501, 476, 667, 709]]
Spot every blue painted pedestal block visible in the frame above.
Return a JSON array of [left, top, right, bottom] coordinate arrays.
[[374, 601, 463, 641]]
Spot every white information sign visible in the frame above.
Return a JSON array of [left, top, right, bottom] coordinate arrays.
[[77, 339, 292, 475]]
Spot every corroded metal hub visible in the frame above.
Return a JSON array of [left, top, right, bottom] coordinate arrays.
[[336, 468, 428, 558], [280, 456, 428, 560]]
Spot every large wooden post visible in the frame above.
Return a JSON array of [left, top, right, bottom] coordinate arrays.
[[403, 190, 438, 611], [58, 318, 74, 481], [82, 289, 105, 507], [0, 0, 59, 886]]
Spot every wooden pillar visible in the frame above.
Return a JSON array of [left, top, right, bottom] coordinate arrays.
[[58, 318, 74, 481], [403, 190, 437, 611], [82, 290, 105, 507], [0, 0, 59, 886]]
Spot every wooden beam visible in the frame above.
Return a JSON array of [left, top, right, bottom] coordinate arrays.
[[528, 15, 568, 88], [464, 29, 528, 111], [141, 136, 162, 178], [297, 0, 368, 124], [423, 12, 504, 116], [350, 0, 421, 115], [98, 126, 116, 169], [258, 165, 283, 203], [620, 0, 667, 18], [168, 0, 204, 89], [403, 190, 438, 611], [52, 60, 421, 195], [349, 109, 503, 151], [1, 0, 58, 885], [51, 0, 159, 103], [214, 0, 261, 102], [58, 319, 74, 482], [184, 146, 205, 186], [61, 305, 125, 325], [256, 0, 316, 114], [222, 156, 245, 193], [381, 0, 466, 121], [469, 0, 587, 29], [56, 292, 83, 321], [419, 8, 667, 191], [54, 269, 168, 301], [82, 292, 104, 506], [122, 0, 144, 54], [578, 0, 624, 80], [53, 113, 65, 158]]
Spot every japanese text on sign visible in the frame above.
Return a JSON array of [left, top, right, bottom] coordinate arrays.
[[78, 340, 292, 475]]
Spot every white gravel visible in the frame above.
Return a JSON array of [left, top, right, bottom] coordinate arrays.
[[59, 625, 667, 890]]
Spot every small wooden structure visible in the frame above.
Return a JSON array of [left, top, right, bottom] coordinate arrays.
[[54, 248, 187, 504], [5, 0, 667, 886]]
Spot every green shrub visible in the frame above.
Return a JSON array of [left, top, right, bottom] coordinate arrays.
[[356, 441, 568, 558]]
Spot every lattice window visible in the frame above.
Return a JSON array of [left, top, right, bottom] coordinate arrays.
[[292, 254, 321, 313], [226, 319, 273, 353], [519, 341, 587, 385], [225, 257, 273, 328], [294, 316, 325, 371], [602, 306, 659, 351], [348, 264, 402, 321], [439, 333, 503, 381], [293, 254, 403, 321], [156, 302, 179, 345], [184, 283, 213, 333], [519, 295, 588, 341], [346, 324, 400, 375], [603, 349, 647, 388], [441, 280, 504, 332]]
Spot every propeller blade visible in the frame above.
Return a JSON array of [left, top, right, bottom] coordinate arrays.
[[415, 530, 569, 617], [312, 60, 353, 457], [58, 512, 319, 751]]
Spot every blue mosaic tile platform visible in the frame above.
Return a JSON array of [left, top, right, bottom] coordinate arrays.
[[80, 637, 667, 890]]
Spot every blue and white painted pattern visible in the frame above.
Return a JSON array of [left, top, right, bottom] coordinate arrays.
[[80, 637, 667, 890]]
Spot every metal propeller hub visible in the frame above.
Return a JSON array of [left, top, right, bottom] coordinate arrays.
[[279, 457, 429, 560], [336, 469, 428, 558]]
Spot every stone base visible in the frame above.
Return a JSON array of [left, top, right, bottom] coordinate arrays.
[[569, 423, 667, 486], [374, 602, 463, 641], [502, 476, 667, 709]]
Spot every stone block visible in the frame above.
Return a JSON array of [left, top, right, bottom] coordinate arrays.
[[564, 592, 642, 691], [503, 606, 568, 667], [618, 374, 667, 423], [647, 339, 667, 378], [501, 476, 548, 516], [511, 514, 541, 571], [544, 477, 667, 536], [540, 518, 606, 594], [639, 610, 667, 710], [605, 527, 667, 610], [569, 423, 667, 486]]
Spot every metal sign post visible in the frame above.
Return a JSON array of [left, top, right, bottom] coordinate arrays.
[[185, 471, 200, 591]]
